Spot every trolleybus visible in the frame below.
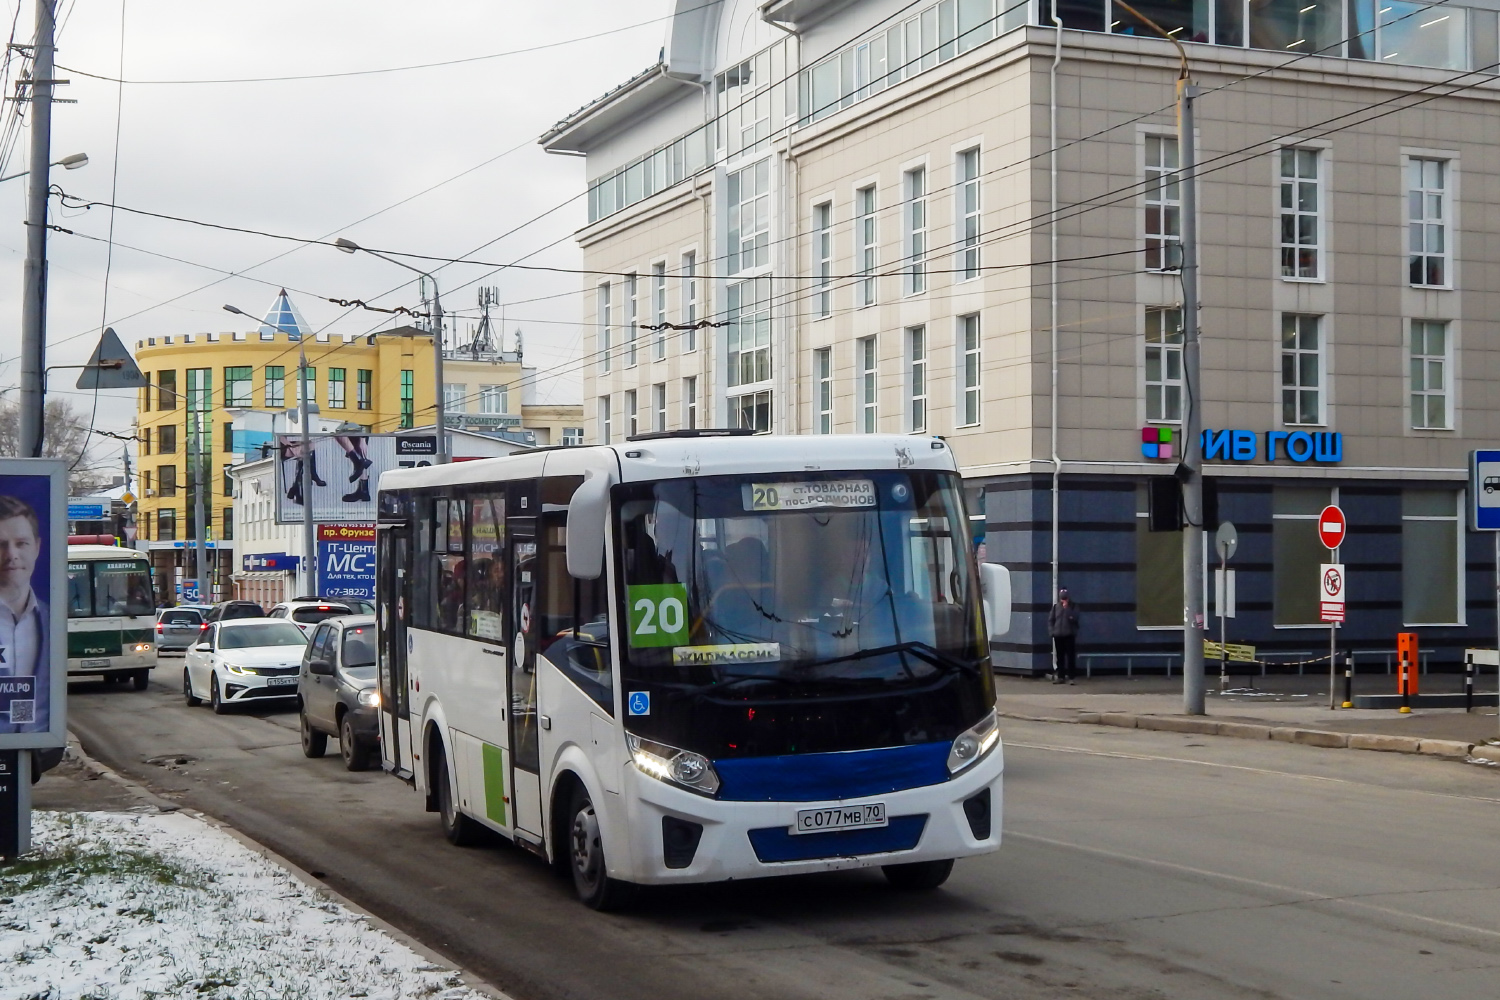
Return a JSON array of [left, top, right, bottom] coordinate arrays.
[[376, 432, 1011, 908], [66, 544, 156, 688]]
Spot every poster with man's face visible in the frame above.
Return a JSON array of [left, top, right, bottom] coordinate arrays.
[[0, 459, 66, 747]]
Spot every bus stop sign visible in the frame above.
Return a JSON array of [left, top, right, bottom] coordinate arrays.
[[1471, 450, 1500, 530]]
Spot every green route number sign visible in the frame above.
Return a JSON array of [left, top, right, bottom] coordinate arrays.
[[628, 584, 690, 648]]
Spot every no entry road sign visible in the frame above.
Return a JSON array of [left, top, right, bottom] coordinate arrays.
[[1318, 505, 1346, 550]]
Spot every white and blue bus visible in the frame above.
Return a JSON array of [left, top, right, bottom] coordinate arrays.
[[375, 432, 1011, 908]]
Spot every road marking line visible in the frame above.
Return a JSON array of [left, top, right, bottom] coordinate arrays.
[[1009, 830, 1500, 941]]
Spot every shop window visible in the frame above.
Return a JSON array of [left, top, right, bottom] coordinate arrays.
[[1136, 486, 1183, 628], [1403, 490, 1461, 624], [1273, 487, 1329, 625]]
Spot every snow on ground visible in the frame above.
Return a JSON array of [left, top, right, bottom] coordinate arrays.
[[1, 810, 490, 1000]]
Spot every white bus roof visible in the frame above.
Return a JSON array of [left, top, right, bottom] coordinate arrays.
[[377, 433, 959, 493], [67, 544, 147, 561]]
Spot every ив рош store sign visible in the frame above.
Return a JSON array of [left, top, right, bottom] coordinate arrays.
[[1142, 428, 1343, 464]]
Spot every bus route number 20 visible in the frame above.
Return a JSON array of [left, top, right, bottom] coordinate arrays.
[[627, 584, 690, 648]]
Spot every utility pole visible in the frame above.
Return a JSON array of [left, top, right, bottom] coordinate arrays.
[[18, 0, 56, 457], [1178, 78, 1205, 715], [298, 350, 316, 596], [189, 383, 207, 602]]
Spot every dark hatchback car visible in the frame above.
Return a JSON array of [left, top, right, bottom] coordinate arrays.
[[297, 615, 381, 771], [203, 600, 266, 626]]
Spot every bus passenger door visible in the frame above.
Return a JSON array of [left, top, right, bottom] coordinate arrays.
[[378, 524, 415, 781], [507, 486, 544, 838]]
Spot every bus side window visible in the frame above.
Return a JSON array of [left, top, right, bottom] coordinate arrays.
[[434, 496, 467, 635], [537, 517, 613, 714], [412, 495, 435, 630], [466, 493, 506, 642]]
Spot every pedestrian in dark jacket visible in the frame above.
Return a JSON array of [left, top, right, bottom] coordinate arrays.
[[1048, 587, 1080, 684]]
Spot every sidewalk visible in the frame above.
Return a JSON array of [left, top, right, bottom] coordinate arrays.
[[995, 674, 1500, 756]]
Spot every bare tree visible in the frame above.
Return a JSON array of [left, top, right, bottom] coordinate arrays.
[[0, 398, 113, 494]]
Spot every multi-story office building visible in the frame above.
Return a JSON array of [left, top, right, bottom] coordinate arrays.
[[133, 290, 582, 603], [544, 0, 1500, 672]]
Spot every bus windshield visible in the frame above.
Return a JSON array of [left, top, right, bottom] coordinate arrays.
[[615, 471, 992, 758], [67, 560, 154, 619]]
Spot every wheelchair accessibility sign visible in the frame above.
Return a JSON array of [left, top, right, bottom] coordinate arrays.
[[627, 691, 650, 716]]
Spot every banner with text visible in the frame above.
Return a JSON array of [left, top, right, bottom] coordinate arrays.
[[316, 523, 376, 601]]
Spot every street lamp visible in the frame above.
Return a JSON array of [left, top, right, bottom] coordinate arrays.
[[334, 237, 447, 464], [0, 152, 87, 184], [225, 302, 318, 596]]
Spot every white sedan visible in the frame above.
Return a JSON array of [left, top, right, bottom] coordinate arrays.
[[183, 619, 309, 714]]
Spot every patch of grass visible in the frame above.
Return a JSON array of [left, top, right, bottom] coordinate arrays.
[[1, 843, 205, 895]]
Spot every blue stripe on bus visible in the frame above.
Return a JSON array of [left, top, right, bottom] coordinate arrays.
[[712, 742, 951, 802], [747, 814, 928, 863]]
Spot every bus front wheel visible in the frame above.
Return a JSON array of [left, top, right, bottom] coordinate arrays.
[[882, 859, 954, 890], [132, 670, 149, 691], [567, 785, 635, 911]]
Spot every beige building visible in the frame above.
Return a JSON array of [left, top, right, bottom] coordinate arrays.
[[543, 0, 1500, 673]]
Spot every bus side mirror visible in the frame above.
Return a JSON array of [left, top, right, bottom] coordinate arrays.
[[566, 473, 612, 581], [980, 562, 1011, 639]]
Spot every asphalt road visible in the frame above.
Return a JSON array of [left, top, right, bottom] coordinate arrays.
[[57, 663, 1500, 1000]]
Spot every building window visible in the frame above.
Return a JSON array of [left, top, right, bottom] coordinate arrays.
[[1144, 135, 1181, 272], [141, 382, 151, 413], [443, 383, 466, 415], [1410, 319, 1450, 430], [296, 367, 315, 407], [222, 505, 234, 541], [1279, 147, 1321, 279], [727, 159, 770, 275], [562, 427, 584, 446], [731, 389, 771, 432], [1136, 487, 1183, 628], [598, 283, 612, 372], [264, 366, 284, 408], [856, 186, 877, 306], [158, 424, 177, 454], [727, 277, 772, 388], [958, 314, 981, 427], [599, 395, 612, 444], [625, 389, 638, 438], [1403, 489, 1461, 625], [652, 383, 667, 432], [400, 370, 414, 428], [1273, 487, 1330, 626], [157, 508, 176, 541], [141, 427, 152, 455], [158, 370, 178, 410], [816, 347, 833, 433], [479, 384, 508, 414], [626, 272, 639, 367], [904, 166, 927, 295], [221, 421, 234, 454], [1145, 307, 1185, 423], [1408, 157, 1448, 287], [814, 202, 833, 317], [224, 366, 252, 407], [356, 369, 372, 410], [222, 462, 233, 497], [328, 368, 346, 409], [653, 262, 667, 360], [1281, 314, 1323, 425], [683, 376, 698, 430], [957, 148, 981, 280], [859, 335, 878, 433], [158, 464, 178, 498], [908, 326, 927, 433], [681, 252, 698, 351]]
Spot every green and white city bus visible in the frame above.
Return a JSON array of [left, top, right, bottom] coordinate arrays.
[[376, 432, 1012, 908], [66, 544, 156, 689]]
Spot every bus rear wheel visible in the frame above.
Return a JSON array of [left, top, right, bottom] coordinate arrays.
[[882, 859, 954, 890], [435, 746, 484, 847], [568, 785, 635, 911]]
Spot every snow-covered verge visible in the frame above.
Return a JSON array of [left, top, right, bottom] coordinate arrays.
[[1, 810, 490, 1000]]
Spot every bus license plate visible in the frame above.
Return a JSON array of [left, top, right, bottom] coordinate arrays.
[[81, 658, 110, 668], [791, 802, 887, 835], [265, 676, 298, 687]]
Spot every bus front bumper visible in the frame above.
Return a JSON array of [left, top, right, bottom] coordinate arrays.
[[614, 744, 1003, 885]]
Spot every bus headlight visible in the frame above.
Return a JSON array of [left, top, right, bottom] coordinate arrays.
[[627, 734, 720, 797], [947, 710, 1000, 775], [358, 688, 380, 709]]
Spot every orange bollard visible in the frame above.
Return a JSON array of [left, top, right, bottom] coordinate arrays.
[[1397, 632, 1419, 712]]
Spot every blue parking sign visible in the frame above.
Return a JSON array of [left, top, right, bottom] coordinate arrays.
[[627, 691, 650, 716], [1471, 451, 1500, 530]]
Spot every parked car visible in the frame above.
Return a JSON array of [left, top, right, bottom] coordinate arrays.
[[269, 599, 355, 635], [155, 606, 209, 654], [297, 615, 380, 770], [202, 600, 266, 628], [182, 619, 309, 714]]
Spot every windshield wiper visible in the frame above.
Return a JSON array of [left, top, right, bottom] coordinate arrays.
[[807, 640, 985, 677]]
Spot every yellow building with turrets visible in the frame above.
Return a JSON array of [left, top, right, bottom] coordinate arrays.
[[132, 290, 582, 603]]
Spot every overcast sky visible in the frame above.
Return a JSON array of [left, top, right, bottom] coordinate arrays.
[[0, 0, 672, 474]]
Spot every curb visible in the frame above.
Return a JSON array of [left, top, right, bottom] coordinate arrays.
[[58, 733, 515, 1000], [1019, 712, 1499, 761]]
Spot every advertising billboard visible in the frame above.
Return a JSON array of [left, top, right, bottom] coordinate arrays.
[[276, 434, 435, 524], [0, 459, 67, 748], [316, 524, 376, 600]]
